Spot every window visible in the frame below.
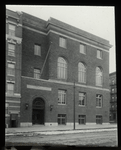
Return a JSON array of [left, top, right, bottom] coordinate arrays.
[[96, 94, 102, 107], [57, 57, 67, 79], [79, 92, 86, 106], [78, 62, 86, 83], [34, 69, 40, 79], [78, 115, 86, 124], [5, 103, 9, 115], [59, 37, 66, 48], [96, 115, 102, 124], [58, 90, 66, 105], [80, 44, 86, 54], [111, 88, 114, 93], [8, 63, 15, 76], [8, 44, 15, 56], [9, 24, 15, 36], [111, 96, 114, 102], [112, 79, 115, 85], [7, 83, 14, 95], [96, 67, 103, 86], [97, 49, 102, 59], [34, 44, 41, 56], [57, 114, 66, 125]]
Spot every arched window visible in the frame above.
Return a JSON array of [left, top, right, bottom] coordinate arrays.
[[96, 67, 103, 86], [57, 57, 67, 79], [78, 62, 86, 83]]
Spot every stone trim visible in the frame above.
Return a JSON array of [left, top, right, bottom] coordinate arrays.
[[20, 122, 32, 127], [27, 84, 52, 91], [22, 76, 110, 92], [23, 25, 110, 52]]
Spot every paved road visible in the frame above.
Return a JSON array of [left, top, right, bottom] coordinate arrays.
[[5, 130, 118, 147]]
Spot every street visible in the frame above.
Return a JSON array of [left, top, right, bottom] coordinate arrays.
[[5, 130, 117, 147]]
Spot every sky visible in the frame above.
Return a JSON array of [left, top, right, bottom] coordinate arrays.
[[6, 5, 116, 73]]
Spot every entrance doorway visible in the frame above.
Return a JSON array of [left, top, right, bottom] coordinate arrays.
[[32, 98, 45, 125], [10, 114, 18, 127]]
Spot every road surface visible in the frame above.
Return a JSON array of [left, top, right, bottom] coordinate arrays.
[[5, 130, 118, 147]]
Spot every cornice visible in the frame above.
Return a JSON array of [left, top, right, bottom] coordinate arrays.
[[23, 24, 110, 52]]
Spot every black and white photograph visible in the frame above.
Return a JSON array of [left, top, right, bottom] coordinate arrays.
[[5, 5, 117, 149]]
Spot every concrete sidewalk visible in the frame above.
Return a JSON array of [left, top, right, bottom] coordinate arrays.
[[5, 123, 117, 135]]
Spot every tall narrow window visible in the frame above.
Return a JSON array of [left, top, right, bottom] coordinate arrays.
[[34, 44, 41, 56], [57, 57, 67, 79], [96, 67, 102, 86], [8, 44, 15, 56], [96, 94, 102, 107], [97, 49, 102, 59], [58, 90, 66, 105], [78, 62, 86, 83], [5, 103, 9, 115], [8, 63, 15, 76], [34, 69, 40, 79], [80, 44, 86, 54], [9, 24, 15, 36], [79, 92, 86, 106], [7, 83, 14, 95], [59, 37, 66, 48]]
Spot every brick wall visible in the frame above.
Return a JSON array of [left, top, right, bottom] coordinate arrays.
[[21, 77, 109, 124], [22, 28, 49, 79], [20, 13, 110, 126]]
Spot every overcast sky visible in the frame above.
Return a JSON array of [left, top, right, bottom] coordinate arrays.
[[6, 5, 116, 73]]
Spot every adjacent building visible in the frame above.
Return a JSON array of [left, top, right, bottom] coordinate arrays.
[[109, 72, 117, 123], [6, 9, 112, 127], [5, 9, 22, 127]]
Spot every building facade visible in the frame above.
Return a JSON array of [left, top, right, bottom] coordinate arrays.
[[5, 9, 22, 127], [109, 72, 117, 123], [6, 9, 112, 127]]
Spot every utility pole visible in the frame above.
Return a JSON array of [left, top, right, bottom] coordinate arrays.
[[73, 81, 75, 130]]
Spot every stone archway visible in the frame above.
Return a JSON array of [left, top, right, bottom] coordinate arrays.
[[32, 98, 45, 125]]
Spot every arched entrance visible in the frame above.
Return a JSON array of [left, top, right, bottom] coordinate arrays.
[[32, 98, 45, 125]]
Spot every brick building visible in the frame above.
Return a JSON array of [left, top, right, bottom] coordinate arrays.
[[6, 9, 112, 127], [109, 72, 117, 123], [5, 9, 22, 127]]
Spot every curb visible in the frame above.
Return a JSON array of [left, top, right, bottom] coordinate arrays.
[[5, 127, 117, 136]]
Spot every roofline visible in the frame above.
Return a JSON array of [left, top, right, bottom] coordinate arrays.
[[47, 17, 112, 48]]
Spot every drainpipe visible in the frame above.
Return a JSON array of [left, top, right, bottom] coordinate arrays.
[[73, 81, 75, 130]]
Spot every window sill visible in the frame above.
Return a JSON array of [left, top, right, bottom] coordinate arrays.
[[96, 106, 102, 108], [59, 46, 67, 49], [97, 57, 102, 60], [96, 84, 102, 87], [78, 123, 86, 125], [80, 52, 86, 55], [79, 105, 85, 107], [58, 104, 66, 105], [7, 74, 15, 77], [57, 78, 67, 81], [78, 82, 86, 84]]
